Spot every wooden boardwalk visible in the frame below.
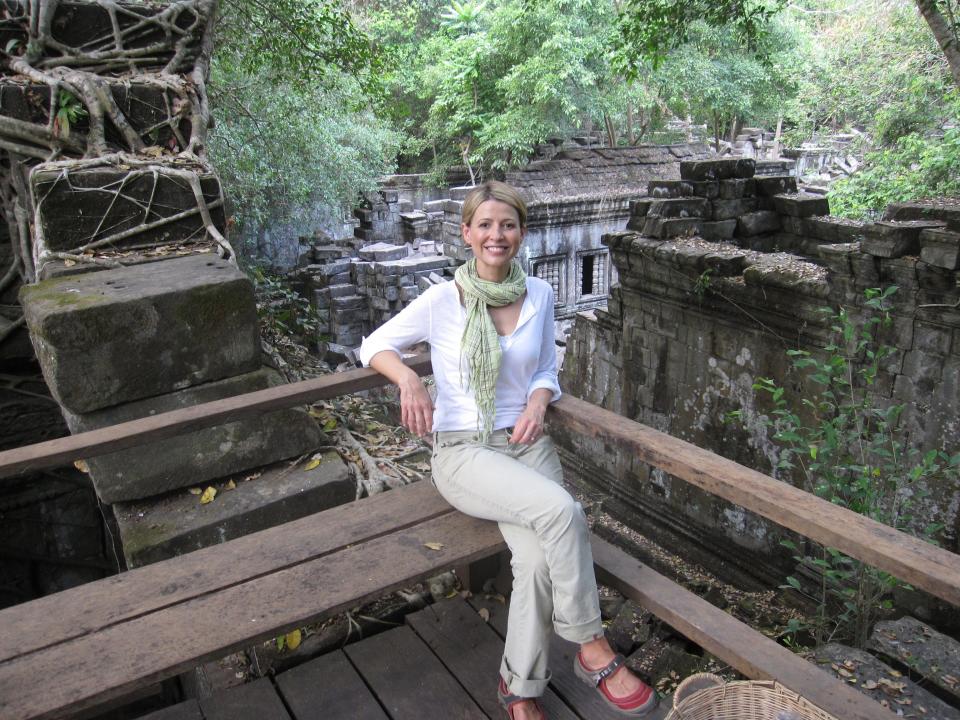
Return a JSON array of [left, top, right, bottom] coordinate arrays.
[[140, 597, 670, 720]]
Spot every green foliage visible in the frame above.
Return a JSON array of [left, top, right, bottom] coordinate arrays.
[[53, 90, 86, 139], [613, 0, 788, 73], [216, 0, 382, 93], [779, 0, 953, 144], [249, 266, 324, 341], [207, 65, 401, 248], [368, 0, 618, 176], [655, 19, 804, 147], [828, 109, 960, 219], [735, 287, 956, 647]]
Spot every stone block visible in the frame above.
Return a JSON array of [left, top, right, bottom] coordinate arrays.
[[399, 285, 419, 302], [629, 199, 652, 217], [654, 218, 703, 239], [862, 220, 945, 258], [817, 243, 858, 275], [648, 198, 710, 219], [884, 200, 960, 232], [423, 200, 446, 213], [391, 255, 453, 273], [31, 165, 225, 253], [359, 242, 409, 262], [648, 180, 719, 199], [717, 179, 755, 199], [1, 81, 190, 151], [679, 158, 755, 181], [443, 243, 474, 262], [754, 175, 797, 196], [384, 286, 400, 302], [703, 250, 748, 276], [698, 220, 738, 242], [804, 216, 840, 243], [318, 259, 354, 276], [919, 228, 960, 269], [711, 198, 757, 221], [417, 276, 434, 292], [64, 368, 323, 503], [773, 192, 830, 218], [331, 294, 366, 311], [736, 211, 781, 237], [20, 255, 260, 414], [114, 452, 353, 567]]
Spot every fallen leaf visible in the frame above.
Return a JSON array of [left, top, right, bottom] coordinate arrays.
[[285, 629, 301, 651], [73, 459, 89, 473], [477, 607, 490, 622], [304, 458, 322, 471], [64, 259, 76, 267], [188, 487, 202, 495], [200, 486, 217, 504], [863, 680, 879, 690], [424, 542, 444, 551], [323, 419, 338, 431], [224, 479, 236, 490]]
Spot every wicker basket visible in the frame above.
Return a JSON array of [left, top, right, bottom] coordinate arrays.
[[665, 673, 840, 720]]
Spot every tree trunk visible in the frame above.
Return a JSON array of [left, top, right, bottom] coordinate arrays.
[[626, 105, 635, 145], [773, 115, 783, 160], [728, 114, 740, 142], [713, 112, 721, 152], [603, 112, 617, 147], [915, 0, 960, 90]]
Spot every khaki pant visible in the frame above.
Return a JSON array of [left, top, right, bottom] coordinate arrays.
[[431, 429, 603, 697]]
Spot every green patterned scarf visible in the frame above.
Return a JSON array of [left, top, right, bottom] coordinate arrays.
[[456, 259, 527, 443]]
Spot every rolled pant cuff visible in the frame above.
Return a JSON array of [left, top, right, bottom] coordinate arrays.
[[500, 659, 551, 698], [555, 615, 604, 645]]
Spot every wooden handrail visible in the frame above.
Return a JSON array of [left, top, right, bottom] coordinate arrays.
[[2, 352, 957, 608], [550, 395, 960, 608], [0, 355, 433, 479]]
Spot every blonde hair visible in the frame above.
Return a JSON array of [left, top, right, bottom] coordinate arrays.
[[461, 181, 528, 228]]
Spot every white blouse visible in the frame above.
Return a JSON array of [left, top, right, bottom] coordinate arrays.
[[358, 277, 561, 433]]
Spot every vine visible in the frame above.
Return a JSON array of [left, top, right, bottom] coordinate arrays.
[[0, 0, 230, 307]]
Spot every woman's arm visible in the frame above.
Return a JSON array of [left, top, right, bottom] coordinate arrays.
[[369, 350, 434, 438], [359, 288, 436, 438]]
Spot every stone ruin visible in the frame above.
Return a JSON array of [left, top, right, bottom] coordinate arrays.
[[556, 156, 960, 628], [292, 143, 728, 362], [1, 0, 351, 585]]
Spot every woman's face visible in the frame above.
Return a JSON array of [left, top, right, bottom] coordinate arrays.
[[461, 199, 526, 282]]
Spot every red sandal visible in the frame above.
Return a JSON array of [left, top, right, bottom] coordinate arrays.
[[498, 676, 546, 720], [574, 652, 658, 717]]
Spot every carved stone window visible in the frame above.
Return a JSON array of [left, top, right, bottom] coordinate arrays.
[[531, 255, 566, 305], [578, 250, 607, 299]]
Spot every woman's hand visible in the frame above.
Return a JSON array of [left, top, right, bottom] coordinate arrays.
[[399, 374, 434, 438], [509, 389, 552, 444]]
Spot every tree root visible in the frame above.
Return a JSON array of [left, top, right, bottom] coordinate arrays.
[[336, 426, 412, 496]]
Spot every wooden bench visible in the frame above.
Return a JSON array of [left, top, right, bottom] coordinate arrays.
[[1, 356, 957, 720]]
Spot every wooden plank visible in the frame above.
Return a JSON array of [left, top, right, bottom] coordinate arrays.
[[199, 678, 290, 720], [590, 534, 892, 720], [549, 394, 960, 608], [405, 598, 579, 720], [275, 650, 389, 720], [0, 355, 432, 479], [344, 626, 488, 720], [136, 700, 203, 720], [0, 480, 452, 664], [0, 512, 504, 720], [469, 595, 634, 720]]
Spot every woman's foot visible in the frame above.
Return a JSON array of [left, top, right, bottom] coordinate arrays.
[[498, 677, 546, 720], [576, 637, 657, 716]]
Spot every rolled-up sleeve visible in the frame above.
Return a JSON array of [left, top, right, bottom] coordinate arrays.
[[358, 287, 433, 367], [526, 286, 561, 402]]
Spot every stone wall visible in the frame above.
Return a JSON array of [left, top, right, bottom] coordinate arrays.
[[557, 159, 960, 605]]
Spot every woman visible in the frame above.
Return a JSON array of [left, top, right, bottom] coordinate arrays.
[[359, 181, 657, 719]]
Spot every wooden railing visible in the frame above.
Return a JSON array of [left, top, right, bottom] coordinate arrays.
[[1, 354, 957, 720], [2, 353, 957, 607]]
